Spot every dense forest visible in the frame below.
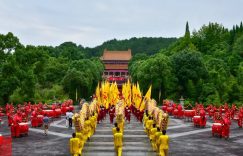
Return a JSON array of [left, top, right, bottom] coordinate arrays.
[[84, 37, 177, 57], [0, 37, 104, 105], [129, 22, 243, 106], [0, 34, 175, 105], [1, 22, 243, 106]]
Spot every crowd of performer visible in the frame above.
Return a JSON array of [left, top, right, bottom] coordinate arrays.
[[1, 80, 243, 156], [162, 100, 243, 139], [142, 99, 170, 156], [69, 101, 98, 156], [0, 100, 74, 138]]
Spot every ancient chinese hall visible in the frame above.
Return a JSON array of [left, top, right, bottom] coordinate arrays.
[[101, 49, 132, 87]]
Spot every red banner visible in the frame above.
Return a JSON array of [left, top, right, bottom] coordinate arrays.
[[108, 77, 125, 81]]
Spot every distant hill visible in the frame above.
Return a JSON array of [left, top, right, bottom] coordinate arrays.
[[84, 37, 177, 57]]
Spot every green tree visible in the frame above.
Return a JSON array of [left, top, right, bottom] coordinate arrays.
[[171, 50, 207, 98]]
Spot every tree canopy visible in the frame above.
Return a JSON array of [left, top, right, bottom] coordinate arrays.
[[1, 21, 243, 106], [129, 22, 243, 106]]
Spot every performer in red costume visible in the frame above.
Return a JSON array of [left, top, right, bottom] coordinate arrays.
[[199, 108, 206, 127], [109, 105, 115, 124], [138, 110, 144, 123], [31, 111, 38, 127], [11, 113, 22, 137], [222, 117, 230, 139], [125, 106, 131, 123], [238, 108, 243, 128]]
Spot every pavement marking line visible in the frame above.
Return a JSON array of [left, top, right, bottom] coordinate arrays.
[[170, 128, 211, 138], [170, 118, 185, 124], [51, 124, 145, 132], [231, 133, 243, 138], [234, 138, 243, 144], [168, 124, 189, 130], [51, 124, 74, 130], [52, 119, 66, 126], [29, 128, 71, 138]]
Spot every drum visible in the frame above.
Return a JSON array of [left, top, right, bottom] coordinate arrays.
[[61, 106, 67, 115], [184, 110, 195, 117], [19, 122, 29, 134], [43, 110, 54, 117], [166, 107, 174, 114], [212, 123, 222, 136], [69, 106, 74, 111], [54, 109, 61, 117], [161, 106, 167, 112], [37, 115, 43, 126], [184, 110, 195, 121], [0, 134, 2, 145], [193, 116, 201, 126]]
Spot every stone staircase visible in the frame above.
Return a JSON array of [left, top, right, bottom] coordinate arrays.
[[82, 114, 156, 156]]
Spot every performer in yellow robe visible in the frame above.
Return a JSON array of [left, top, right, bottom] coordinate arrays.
[[150, 124, 157, 151], [112, 123, 118, 135], [117, 119, 124, 133], [158, 130, 169, 156], [143, 114, 149, 127], [94, 113, 98, 129], [145, 117, 153, 135], [155, 127, 162, 152], [90, 114, 96, 136], [114, 127, 123, 156], [143, 110, 149, 125], [83, 118, 91, 141], [73, 114, 82, 133], [75, 132, 85, 155], [70, 133, 81, 156]]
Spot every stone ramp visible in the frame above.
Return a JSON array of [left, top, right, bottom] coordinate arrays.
[[82, 114, 156, 156]]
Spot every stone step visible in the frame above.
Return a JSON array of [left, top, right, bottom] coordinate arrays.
[[83, 114, 156, 156], [94, 130, 146, 135], [82, 151, 156, 156], [89, 134, 150, 142], [86, 141, 151, 146], [83, 144, 154, 152], [82, 151, 115, 156]]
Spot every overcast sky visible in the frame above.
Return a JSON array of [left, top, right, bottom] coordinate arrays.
[[0, 0, 242, 47]]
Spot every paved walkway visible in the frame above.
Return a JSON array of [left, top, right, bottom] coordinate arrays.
[[82, 114, 156, 156], [1, 107, 243, 156]]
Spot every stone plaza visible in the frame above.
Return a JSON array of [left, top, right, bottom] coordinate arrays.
[[1, 106, 243, 156]]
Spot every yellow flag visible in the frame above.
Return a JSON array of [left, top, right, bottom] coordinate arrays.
[[140, 100, 145, 111], [140, 85, 152, 111], [144, 85, 152, 100], [95, 82, 101, 105]]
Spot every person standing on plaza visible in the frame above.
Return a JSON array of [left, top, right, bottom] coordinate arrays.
[[65, 111, 70, 127], [68, 110, 74, 128], [43, 114, 50, 135], [114, 127, 123, 156], [158, 130, 169, 156], [70, 133, 81, 156]]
